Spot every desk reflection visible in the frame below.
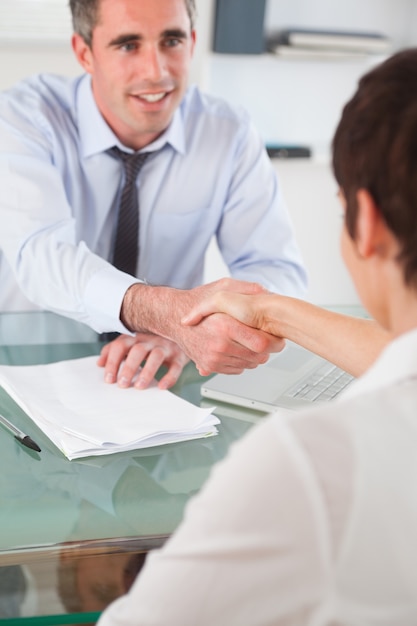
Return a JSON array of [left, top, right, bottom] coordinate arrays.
[[0, 312, 258, 621], [57, 548, 147, 617]]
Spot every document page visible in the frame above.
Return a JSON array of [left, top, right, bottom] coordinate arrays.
[[0, 356, 218, 460]]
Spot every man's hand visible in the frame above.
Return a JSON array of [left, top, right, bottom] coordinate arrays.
[[121, 279, 285, 376], [97, 333, 190, 390]]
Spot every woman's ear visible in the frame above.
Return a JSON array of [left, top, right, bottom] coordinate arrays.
[[355, 189, 391, 259]]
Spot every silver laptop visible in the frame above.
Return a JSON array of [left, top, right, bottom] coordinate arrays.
[[201, 341, 354, 412]]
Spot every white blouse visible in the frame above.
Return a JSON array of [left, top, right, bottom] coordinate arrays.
[[98, 328, 417, 625]]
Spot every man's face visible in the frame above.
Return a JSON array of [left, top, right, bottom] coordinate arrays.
[[73, 0, 195, 150]]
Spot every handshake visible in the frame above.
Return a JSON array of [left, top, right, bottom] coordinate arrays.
[[97, 278, 286, 391], [97, 278, 389, 390]]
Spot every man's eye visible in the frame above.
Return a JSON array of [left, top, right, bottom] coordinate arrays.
[[164, 37, 181, 47], [121, 42, 138, 52]]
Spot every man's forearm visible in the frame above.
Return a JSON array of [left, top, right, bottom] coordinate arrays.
[[120, 283, 179, 337]]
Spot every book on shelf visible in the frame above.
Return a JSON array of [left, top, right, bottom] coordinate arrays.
[[269, 46, 369, 61], [266, 28, 391, 55]]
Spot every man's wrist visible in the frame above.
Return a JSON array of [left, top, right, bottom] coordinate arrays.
[[120, 283, 180, 338], [120, 283, 145, 332]]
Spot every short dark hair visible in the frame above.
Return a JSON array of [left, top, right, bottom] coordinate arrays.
[[69, 0, 197, 47], [332, 48, 417, 289]]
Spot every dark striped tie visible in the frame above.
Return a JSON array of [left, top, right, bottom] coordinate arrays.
[[108, 147, 148, 276]]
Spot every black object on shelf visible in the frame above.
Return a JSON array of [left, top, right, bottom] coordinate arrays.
[[213, 0, 267, 55], [266, 145, 312, 159]]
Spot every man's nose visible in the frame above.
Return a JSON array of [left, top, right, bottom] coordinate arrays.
[[141, 45, 167, 82]]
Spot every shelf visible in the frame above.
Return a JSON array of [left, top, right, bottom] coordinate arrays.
[[204, 52, 383, 153]]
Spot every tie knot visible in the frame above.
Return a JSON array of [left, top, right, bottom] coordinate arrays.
[[108, 146, 148, 180]]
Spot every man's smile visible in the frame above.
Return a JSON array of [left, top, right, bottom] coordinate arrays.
[[137, 92, 167, 103]]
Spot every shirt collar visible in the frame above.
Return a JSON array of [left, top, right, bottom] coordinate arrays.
[[76, 74, 186, 158], [342, 327, 417, 400]]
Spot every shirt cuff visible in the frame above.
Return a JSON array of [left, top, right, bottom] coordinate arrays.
[[84, 266, 142, 334]]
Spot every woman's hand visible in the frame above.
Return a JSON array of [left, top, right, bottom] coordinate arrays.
[[182, 291, 271, 331]]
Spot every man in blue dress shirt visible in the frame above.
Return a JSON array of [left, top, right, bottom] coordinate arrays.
[[0, 0, 306, 388]]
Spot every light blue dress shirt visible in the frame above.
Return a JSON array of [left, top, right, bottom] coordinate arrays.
[[0, 73, 307, 333]]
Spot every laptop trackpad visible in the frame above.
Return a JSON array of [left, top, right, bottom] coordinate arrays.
[[266, 346, 317, 372]]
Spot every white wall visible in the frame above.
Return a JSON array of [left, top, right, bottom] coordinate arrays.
[[0, 44, 80, 90], [273, 160, 358, 306]]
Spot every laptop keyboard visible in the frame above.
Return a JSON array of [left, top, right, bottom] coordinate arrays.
[[286, 362, 354, 402]]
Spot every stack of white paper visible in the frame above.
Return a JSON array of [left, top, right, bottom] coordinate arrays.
[[0, 356, 219, 460]]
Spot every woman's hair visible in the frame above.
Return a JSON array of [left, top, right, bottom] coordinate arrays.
[[332, 48, 417, 289]]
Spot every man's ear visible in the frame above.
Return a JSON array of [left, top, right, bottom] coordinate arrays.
[[355, 189, 391, 259], [190, 29, 197, 56], [71, 33, 94, 74]]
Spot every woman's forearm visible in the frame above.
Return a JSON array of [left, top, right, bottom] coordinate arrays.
[[257, 296, 390, 377]]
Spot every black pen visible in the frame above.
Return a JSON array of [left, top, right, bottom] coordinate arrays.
[[0, 413, 41, 452]]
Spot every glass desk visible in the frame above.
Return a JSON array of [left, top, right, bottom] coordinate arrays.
[[0, 312, 266, 625]]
